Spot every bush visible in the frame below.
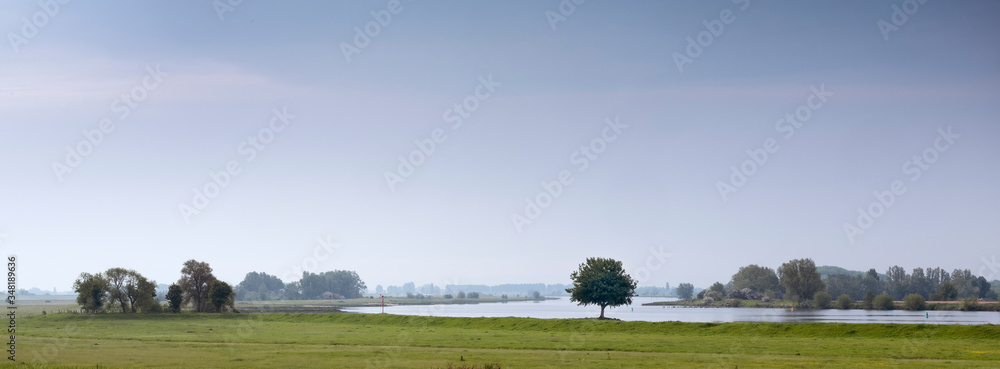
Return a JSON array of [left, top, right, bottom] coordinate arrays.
[[145, 302, 165, 314], [903, 294, 926, 311], [813, 291, 832, 309], [873, 293, 894, 310], [468, 292, 479, 299], [443, 294, 453, 299], [960, 297, 978, 311], [696, 290, 706, 299], [728, 288, 763, 301], [457, 291, 466, 299], [725, 298, 742, 307], [837, 294, 853, 310], [862, 291, 875, 310], [703, 297, 714, 305], [706, 291, 724, 301]]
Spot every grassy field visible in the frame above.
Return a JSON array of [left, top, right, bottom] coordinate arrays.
[[9, 312, 1000, 368]]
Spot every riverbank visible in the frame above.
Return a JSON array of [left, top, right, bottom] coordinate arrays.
[[12, 313, 1000, 368], [643, 299, 1000, 311]]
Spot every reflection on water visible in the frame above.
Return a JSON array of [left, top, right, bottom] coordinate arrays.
[[344, 296, 1000, 325]]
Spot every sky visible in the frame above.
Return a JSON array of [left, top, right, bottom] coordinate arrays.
[[2, 1, 999, 292]]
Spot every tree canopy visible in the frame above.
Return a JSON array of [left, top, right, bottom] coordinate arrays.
[[179, 259, 217, 312], [777, 258, 825, 302], [565, 257, 637, 319]]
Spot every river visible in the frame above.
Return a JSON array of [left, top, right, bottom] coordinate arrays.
[[343, 296, 1000, 325]]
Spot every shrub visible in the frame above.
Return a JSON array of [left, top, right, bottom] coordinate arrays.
[[862, 291, 875, 310], [725, 298, 742, 307], [813, 291, 832, 309], [457, 291, 466, 299], [706, 291, 724, 301], [903, 294, 926, 311], [696, 290, 706, 299], [443, 294, 453, 299], [837, 294, 853, 310], [468, 292, 479, 299], [727, 288, 763, 301], [703, 297, 715, 305], [960, 297, 978, 311], [873, 293, 894, 310]]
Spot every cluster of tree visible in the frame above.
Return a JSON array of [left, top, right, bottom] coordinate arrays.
[[72, 268, 158, 313], [282, 270, 367, 300], [825, 267, 994, 301], [233, 272, 284, 301], [442, 291, 481, 299], [72, 260, 235, 314], [681, 258, 996, 308]]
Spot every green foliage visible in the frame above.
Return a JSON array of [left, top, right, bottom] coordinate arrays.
[[676, 283, 694, 299], [234, 271, 285, 301], [873, 293, 894, 310], [298, 270, 367, 299], [566, 257, 637, 319], [863, 290, 875, 310], [725, 298, 741, 307], [209, 280, 235, 313], [73, 272, 108, 313], [179, 259, 216, 312], [443, 294, 453, 299], [837, 294, 853, 310], [709, 281, 725, 295], [532, 291, 541, 299], [903, 294, 926, 311], [932, 281, 958, 301], [812, 291, 832, 309], [457, 291, 466, 299], [960, 297, 978, 311], [166, 284, 183, 313], [468, 291, 480, 299], [777, 258, 825, 302], [730, 264, 782, 295]]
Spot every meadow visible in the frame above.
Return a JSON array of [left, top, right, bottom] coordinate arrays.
[[10, 309, 1000, 368]]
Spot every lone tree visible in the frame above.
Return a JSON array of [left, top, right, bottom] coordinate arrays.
[[566, 257, 637, 319], [778, 258, 826, 302], [676, 283, 694, 300]]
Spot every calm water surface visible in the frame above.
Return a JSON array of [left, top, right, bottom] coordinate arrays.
[[344, 296, 1000, 325]]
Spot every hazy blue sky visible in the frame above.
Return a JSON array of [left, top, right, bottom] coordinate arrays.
[[2, 1, 999, 292]]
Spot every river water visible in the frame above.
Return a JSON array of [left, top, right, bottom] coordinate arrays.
[[343, 296, 1000, 325]]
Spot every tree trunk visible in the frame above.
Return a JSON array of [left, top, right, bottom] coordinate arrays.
[[600, 305, 606, 319]]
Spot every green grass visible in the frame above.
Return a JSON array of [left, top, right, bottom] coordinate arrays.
[[9, 312, 1000, 368]]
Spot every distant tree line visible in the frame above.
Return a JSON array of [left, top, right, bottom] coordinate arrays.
[[72, 259, 235, 313], [234, 270, 367, 301], [675, 258, 996, 308]]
